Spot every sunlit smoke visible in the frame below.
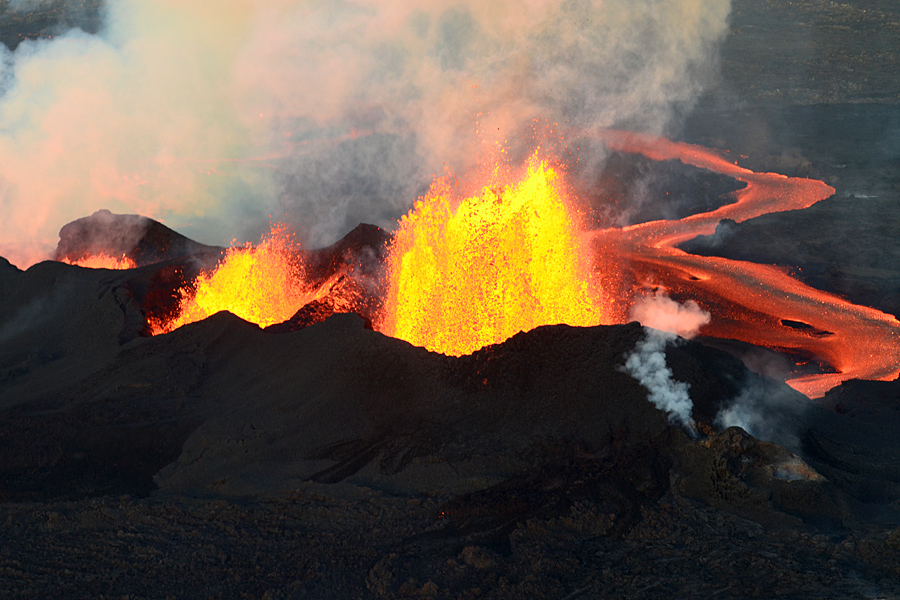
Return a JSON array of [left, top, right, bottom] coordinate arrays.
[[623, 292, 711, 433], [631, 291, 712, 339], [0, 0, 261, 266], [0, 0, 731, 266]]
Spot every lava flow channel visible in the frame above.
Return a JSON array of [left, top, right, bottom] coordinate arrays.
[[592, 130, 900, 398]]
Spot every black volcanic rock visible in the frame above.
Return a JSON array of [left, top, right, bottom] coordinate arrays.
[[679, 194, 900, 319], [304, 222, 392, 285], [55, 209, 224, 267], [1, 245, 900, 597], [265, 273, 378, 333], [0, 256, 19, 276]]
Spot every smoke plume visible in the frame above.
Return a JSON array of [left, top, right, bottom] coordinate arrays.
[[0, 0, 731, 266], [714, 381, 809, 450], [624, 292, 711, 433]]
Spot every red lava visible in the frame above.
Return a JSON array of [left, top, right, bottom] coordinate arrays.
[[591, 130, 900, 398]]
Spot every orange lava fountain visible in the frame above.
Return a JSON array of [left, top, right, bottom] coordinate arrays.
[[382, 157, 605, 356], [590, 130, 900, 398], [150, 225, 320, 335], [62, 253, 136, 270]]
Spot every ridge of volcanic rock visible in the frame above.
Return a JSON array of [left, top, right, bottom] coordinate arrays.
[[55, 209, 225, 267], [304, 222, 392, 283]]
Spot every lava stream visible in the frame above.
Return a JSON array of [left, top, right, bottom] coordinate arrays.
[[592, 130, 900, 397]]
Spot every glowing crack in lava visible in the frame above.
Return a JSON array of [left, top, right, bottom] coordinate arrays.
[[150, 225, 321, 335], [592, 130, 900, 398], [382, 158, 605, 356], [62, 254, 136, 270]]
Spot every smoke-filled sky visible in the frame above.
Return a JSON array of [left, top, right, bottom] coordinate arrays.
[[0, 0, 731, 266]]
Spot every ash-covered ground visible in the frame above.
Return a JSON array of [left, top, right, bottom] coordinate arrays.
[[2, 1, 900, 599]]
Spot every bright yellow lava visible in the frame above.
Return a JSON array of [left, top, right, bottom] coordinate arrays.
[[382, 157, 605, 356], [63, 253, 136, 270], [151, 225, 313, 334]]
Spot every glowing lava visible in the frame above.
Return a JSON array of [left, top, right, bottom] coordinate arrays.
[[150, 225, 319, 335], [62, 253, 136, 270], [382, 157, 605, 356], [591, 130, 900, 398], [142, 129, 900, 400]]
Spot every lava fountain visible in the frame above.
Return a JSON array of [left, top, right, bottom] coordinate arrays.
[[382, 156, 606, 356], [149, 225, 325, 335], [136, 129, 900, 401]]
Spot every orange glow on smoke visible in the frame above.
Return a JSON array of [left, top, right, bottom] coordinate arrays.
[[62, 253, 137, 270], [382, 157, 605, 356], [150, 225, 316, 335]]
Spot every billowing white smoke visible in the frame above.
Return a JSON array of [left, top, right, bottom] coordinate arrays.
[[0, 0, 732, 267], [624, 292, 711, 433]]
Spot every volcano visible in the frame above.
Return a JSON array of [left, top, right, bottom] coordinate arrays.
[[3, 195, 900, 597], [3, 0, 900, 597]]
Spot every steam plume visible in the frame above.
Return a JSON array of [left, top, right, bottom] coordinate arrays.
[[624, 292, 711, 432], [714, 381, 809, 450], [0, 0, 731, 266]]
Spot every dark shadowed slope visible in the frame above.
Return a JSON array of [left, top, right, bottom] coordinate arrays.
[[54, 209, 225, 267], [2, 221, 900, 596]]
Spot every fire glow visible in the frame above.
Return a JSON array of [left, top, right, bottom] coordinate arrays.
[[62, 253, 136, 270], [382, 157, 604, 356], [126, 131, 900, 400], [149, 225, 316, 335]]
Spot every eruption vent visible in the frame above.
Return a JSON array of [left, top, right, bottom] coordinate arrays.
[[382, 157, 605, 356], [150, 225, 318, 334], [61, 253, 136, 270]]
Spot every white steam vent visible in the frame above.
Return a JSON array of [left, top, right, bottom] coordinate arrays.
[[623, 292, 711, 434]]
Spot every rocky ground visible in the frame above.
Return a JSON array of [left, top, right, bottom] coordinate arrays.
[[1, 229, 899, 599]]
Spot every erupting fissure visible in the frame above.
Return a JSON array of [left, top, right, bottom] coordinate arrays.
[[134, 129, 900, 400], [62, 254, 137, 270], [149, 225, 321, 335], [381, 157, 605, 356]]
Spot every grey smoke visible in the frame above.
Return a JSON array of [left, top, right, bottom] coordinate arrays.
[[624, 329, 696, 432], [714, 381, 809, 451]]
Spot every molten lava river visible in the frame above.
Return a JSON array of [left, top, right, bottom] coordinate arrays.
[[138, 132, 900, 399], [590, 131, 900, 398]]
